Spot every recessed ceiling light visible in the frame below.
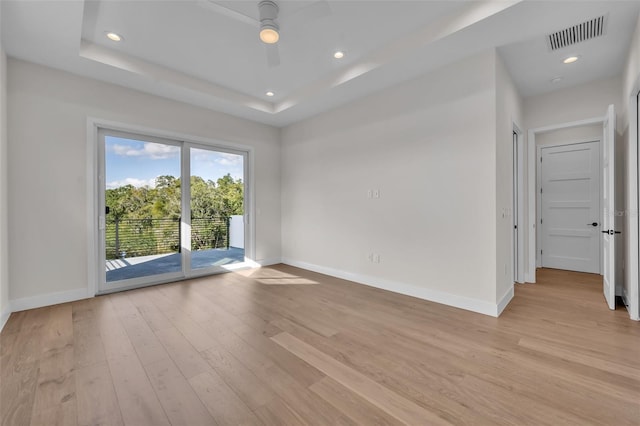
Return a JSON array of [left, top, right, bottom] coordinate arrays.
[[551, 76, 563, 84], [265, 91, 275, 97], [563, 56, 579, 64], [106, 32, 123, 42], [333, 51, 345, 59]]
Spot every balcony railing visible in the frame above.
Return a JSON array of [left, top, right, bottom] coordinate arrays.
[[105, 217, 230, 260]]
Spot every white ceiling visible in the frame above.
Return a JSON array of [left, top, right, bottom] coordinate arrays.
[[2, 1, 640, 127]]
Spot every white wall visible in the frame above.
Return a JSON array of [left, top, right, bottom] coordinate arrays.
[[621, 14, 640, 320], [0, 4, 10, 330], [7, 59, 281, 305], [282, 51, 504, 315], [495, 53, 523, 308], [525, 76, 623, 130], [536, 125, 602, 146]]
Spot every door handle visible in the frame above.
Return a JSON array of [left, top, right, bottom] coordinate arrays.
[[587, 222, 598, 227], [602, 230, 622, 235]]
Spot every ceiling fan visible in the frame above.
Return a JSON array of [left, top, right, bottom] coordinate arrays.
[[199, 0, 332, 68]]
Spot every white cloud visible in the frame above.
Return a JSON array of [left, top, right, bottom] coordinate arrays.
[[111, 142, 179, 160], [106, 177, 157, 189], [193, 150, 242, 166], [215, 153, 243, 166]]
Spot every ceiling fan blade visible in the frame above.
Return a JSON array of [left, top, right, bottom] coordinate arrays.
[[266, 44, 280, 68], [197, 0, 259, 27], [288, 0, 331, 22]]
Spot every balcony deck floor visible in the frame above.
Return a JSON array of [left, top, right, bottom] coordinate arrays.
[[105, 247, 245, 282]]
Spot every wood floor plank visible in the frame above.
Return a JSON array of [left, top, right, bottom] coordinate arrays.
[[107, 353, 171, 426], [271, 331, 451, 425], [309, 377, 403, 426], [1, 362, 40, 426], [230, 322, 325, 387], [75, 362, 123, 426], [143, 357, 215, 425], [252, 397, 309, 426], [518, 335, 640, 379], [73, 316, 106, 368], [30, 305, 75, 422], [163, 308, 218, 353], [201, 346, 275, 411], [119, 311, 170, 366], [2, 307, 49, 377], [189, 371, 262, 426], [155, 326, 212, 380], [126, 290, 174, 332], [93, 298, 138, 362], [29, 400, 76, 426], [30, 337, 75, 421]]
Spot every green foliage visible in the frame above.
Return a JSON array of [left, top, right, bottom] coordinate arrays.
[[105, 174, 243, 259], [105, 173, 243, 221]]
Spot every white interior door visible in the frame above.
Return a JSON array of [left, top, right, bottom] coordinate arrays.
[[602, 104, 617, 310], [540, 141, 601, 273]]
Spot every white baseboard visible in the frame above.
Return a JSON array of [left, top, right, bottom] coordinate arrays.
[[622, 288, 640, 321], [282, 258, 506, 317], [10, 287, 90, 313], [0, 304, 11, 333], [525, 270, 536, 283], [496, 286, 514, 316], [254, 257, 283, 267]]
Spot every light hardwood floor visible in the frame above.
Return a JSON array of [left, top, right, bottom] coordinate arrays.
[[1, 266, 639, 425]]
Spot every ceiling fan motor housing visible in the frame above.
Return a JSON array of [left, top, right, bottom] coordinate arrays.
[[259, 0, 279, 32]]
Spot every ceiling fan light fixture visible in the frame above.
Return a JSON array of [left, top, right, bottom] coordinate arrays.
[[259, 25, 279, 44], [266, 91, 275, 97], [333, 51, 345, 59], [258, 0, 280, 44], [563, 55, 579, 64]]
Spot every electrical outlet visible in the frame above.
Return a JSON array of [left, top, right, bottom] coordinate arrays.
[[373, 189, 380, 199]]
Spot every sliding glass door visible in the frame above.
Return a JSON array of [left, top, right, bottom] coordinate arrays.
[[189, 147, 245, 273], [98, 129, 247, 293]]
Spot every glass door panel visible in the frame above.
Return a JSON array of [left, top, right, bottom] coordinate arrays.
[[189, 147, 245, 272], [101, 131, 183, 289]]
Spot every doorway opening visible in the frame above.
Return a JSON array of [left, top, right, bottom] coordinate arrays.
[[95, 126, 251, 294], [527, 105, 618, 311]]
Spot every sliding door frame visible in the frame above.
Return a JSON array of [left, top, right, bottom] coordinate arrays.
[[87, 118, 255, 296], [185, 141, 250, 279]]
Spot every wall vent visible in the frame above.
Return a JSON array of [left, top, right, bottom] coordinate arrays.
[[547, 15, 607, 51]]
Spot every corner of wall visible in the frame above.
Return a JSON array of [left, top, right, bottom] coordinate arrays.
[[0, 3, 10, 332], [0, 303, 10, 332], [621, 12, 640, 321], [494, 50, 524, 310]]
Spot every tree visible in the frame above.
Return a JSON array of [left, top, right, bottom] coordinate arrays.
[[104, 174, 244, 258]]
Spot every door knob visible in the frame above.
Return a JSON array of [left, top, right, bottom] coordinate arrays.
[[588, 222, 598, 227]]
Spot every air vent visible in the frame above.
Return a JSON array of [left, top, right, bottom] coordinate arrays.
[[547, 15, 607, 51]]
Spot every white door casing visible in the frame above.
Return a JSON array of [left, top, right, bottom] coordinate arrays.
[[540, 141, 601, 274], [602, 104, 616, 310]]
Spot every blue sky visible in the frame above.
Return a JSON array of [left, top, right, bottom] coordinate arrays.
[[106, 136, 244, 189]]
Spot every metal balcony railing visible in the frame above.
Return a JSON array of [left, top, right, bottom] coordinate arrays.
[[105, 217, 230, 260]]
